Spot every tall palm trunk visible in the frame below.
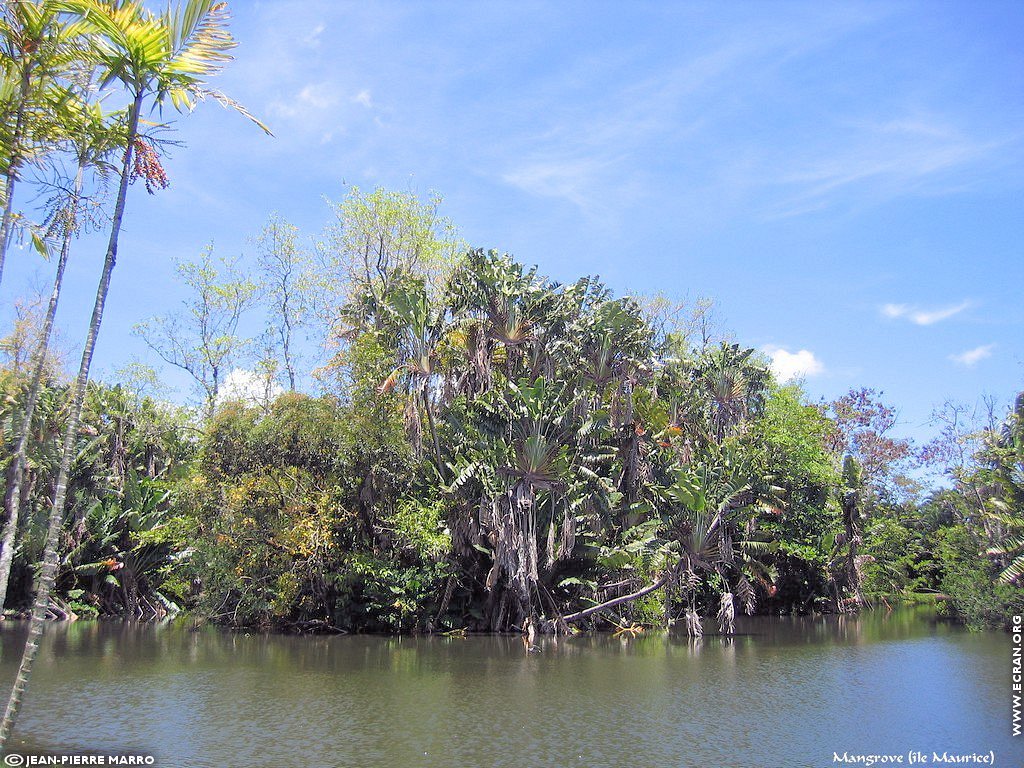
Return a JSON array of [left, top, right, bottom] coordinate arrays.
[[0, 94, 142, 746], [0, 162, 85, 608], [0, 61, 36, 289]]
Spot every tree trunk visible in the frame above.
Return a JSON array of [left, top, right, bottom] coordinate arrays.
[[282, 312, 296, 391], [0, 163, 85, 608], [840, 488, 864, 612], [422, 388, 444, 479], [0, 94, 142, 747], [559, 572, 671, 628]]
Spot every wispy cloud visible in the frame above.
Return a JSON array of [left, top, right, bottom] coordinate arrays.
[[503, 158, 620, 216], [302, 22, 325, 49], [758, 117, 1004, 219], [353, 89, 373, 108], [299, 83, 335, 109], [881, 300, 971, 325], [267, 82, 338, 118], [493, 6, 1019, 225], [495, 8, 887, 216], [949, 343, 995, 367], [763, 346, 825, 382]]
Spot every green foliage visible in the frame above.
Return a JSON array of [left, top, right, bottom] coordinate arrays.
[[935, 524, 1024, 630], [740, 384, 838, 611], [861, 515, 927, 595], [388, 497, 451, 562], [0, 373, 193, 613], [318, 186, 464, 329], [341, 553, 450, 632]]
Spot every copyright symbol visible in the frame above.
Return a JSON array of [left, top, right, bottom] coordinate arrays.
[[4, 754, 24, 766]]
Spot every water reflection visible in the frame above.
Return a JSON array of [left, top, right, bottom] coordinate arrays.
[[0, 608, 1013, 768]]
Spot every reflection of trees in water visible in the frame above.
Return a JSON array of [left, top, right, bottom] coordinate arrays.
[[7, 605, 953, 680]]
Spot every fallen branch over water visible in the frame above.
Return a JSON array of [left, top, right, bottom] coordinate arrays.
[[559, 572, 671, 626]]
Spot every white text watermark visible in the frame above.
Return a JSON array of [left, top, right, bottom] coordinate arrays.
[[1012, 614, 1021, 737], [833, 751, 996, 765], [3, 756, 154, 766]]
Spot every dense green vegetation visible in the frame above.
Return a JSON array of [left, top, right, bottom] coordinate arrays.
[[2, 227, 1022, 635], [1, 0, 1021, 658]]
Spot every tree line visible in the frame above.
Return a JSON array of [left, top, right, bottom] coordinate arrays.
[[4, 186, 1022, 639], [1, 0, 1022, 748]]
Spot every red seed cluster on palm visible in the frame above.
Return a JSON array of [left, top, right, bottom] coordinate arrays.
[[129, 139, 170, 194]]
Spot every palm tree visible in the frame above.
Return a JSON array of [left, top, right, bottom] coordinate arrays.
[[560, 456, 771, 635], [0, 0, 85, 288], [448, 249, 541, 381], [378, 280, 448, 476], [485, 377, 572, 628], [835, 455, 866, 611], [0, 92, 122, 609], [696, 343, 769, 442], [577, 299, 653, 512], [659, 461, 767, 635], [0, 0, 269, 745]]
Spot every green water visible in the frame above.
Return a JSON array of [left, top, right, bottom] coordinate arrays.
[[0, 607, 1019, 767]]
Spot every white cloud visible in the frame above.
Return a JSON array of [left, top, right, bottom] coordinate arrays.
[[303, 22, 325, 48], [949, 344, 995, 368], [267, 83, 337, 119], [353, 89, 373, 108], [755, 105, 1009, 220], [503, 158, 618, 216], [217, 369, 284, 410], [297, 83, 335, 109], [763, 346, 825, 382], [881, 300, 970, 326]]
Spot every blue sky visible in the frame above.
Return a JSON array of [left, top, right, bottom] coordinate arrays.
[[4, 0, 1023, 445]]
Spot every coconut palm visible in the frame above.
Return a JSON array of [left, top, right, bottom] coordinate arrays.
[[0, 0, 268, 744]]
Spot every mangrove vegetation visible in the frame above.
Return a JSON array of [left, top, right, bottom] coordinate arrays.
[[0, 0, 1021, 655]]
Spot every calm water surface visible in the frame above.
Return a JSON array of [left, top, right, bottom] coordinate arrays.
[[0, 607, 1018, 768]]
